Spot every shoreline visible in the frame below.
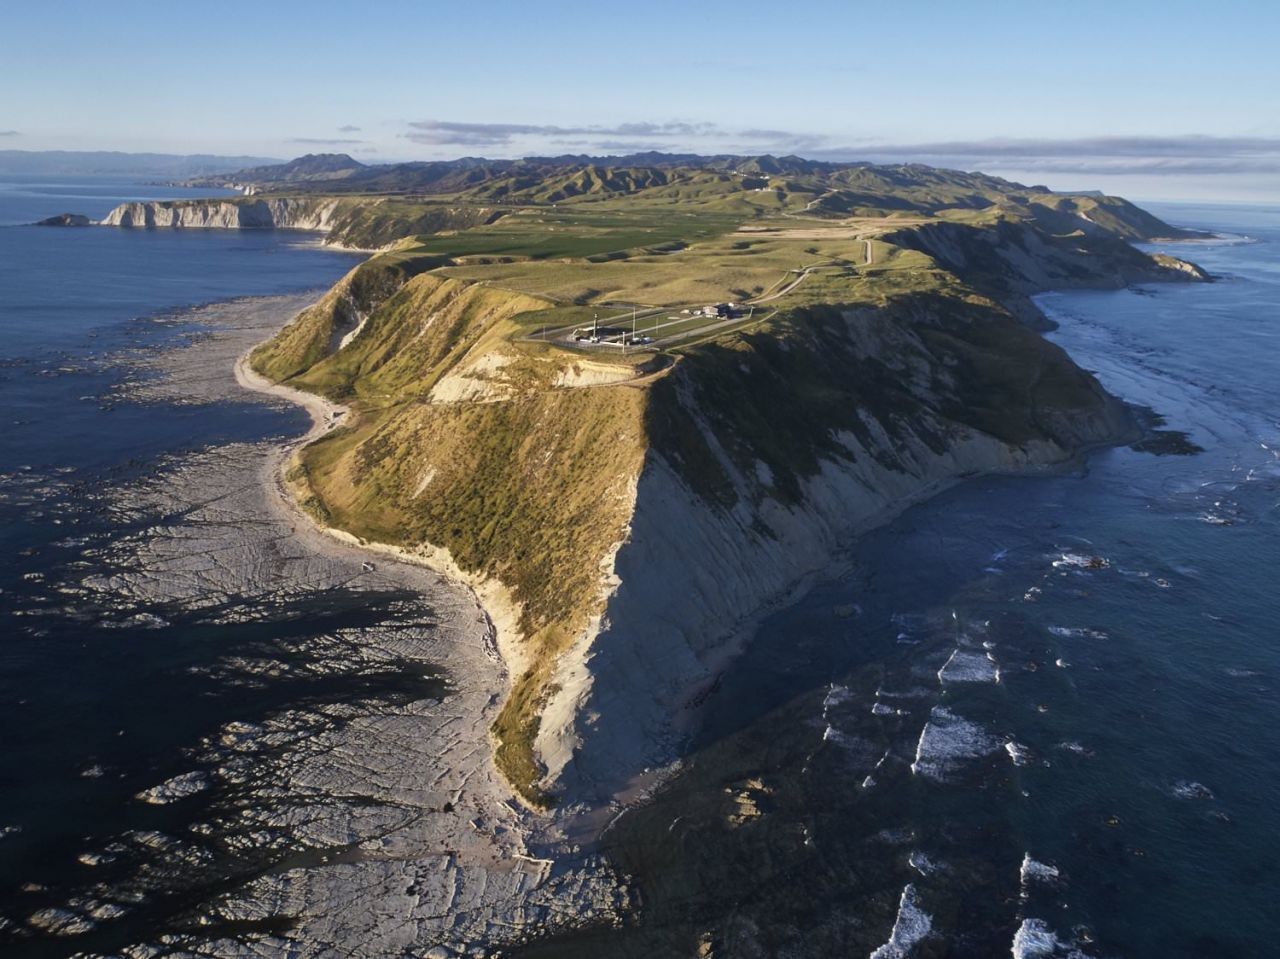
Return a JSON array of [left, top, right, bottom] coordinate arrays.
[[232, 348, 532, 738], [5, 263, 1177, 957], [233, 327, 527, 746], [238, 287, 1147, 832], [575, 413, 1142, 838], [105, 292, 626, 954]]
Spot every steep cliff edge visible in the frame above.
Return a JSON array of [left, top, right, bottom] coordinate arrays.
[[97, 197, 505, 249], [882, 218, 1211, 326], [246, 209, 1204, 808], [102, 197, 340, 231], [537, 295, 1135, 801]]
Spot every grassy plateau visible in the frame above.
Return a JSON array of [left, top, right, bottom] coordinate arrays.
[[232, 154, 1207, 805]]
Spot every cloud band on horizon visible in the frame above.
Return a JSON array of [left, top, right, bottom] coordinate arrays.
[[401, 120, 1280, 176]]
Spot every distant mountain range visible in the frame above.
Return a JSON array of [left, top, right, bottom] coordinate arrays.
[[181, 151, 1061, 202], [0, 150, 282, 177]]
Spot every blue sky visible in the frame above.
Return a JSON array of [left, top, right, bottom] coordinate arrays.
[[4, 0, 1278, 200]]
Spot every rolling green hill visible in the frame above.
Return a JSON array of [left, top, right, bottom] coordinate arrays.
[[237, 157, 1208, 805]]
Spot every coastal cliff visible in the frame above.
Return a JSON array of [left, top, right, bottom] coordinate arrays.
[[537, 296, 1137, 801], [97, 197, 505, 249], [100, 197, 341, 231], [246, 211, 1203, 807]]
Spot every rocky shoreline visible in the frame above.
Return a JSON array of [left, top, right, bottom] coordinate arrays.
[[11, 274, 1180, 956], [21, 294, 623, 958]]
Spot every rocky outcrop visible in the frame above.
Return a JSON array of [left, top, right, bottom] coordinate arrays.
[[883, 219, 1208, 326], [35, 212, 91, 226], [99, 197, 341, 232], [97, 197, 507, 250], [1150, 252, 1212, 280], [885, 219, 1202, 292]]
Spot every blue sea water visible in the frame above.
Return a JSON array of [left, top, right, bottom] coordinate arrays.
[[0, 175, 359, 470], [519, 203, 1280, 958], [0, 177, 398, 953]]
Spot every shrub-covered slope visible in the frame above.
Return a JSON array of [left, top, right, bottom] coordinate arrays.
[[245, 196, 1199, 805]]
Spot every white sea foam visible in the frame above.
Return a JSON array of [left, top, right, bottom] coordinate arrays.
[[871, 702, 903, 716], [1052, 552, 1109, 571], [908, 850, 943, 876], [823, 683, 853, 708], [1010, 917, 1092, 958], [1172, 779, 1214, 800], [910, 706, 999, 779], [1011, 918, 1064, 958], [876, 686, 932, 700], [1005, 741, 1032, 766], [822, 725, 865, 751], [1048, 626, 1108, 640], [869, 883, 932, 958], [1020, 853, 1060, 890], [938, 648, 1000, 684]]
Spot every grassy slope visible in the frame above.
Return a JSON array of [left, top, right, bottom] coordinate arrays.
[[300, 384, 647, 806], [253, 270, 652, 807], [245, 167, 1202, 806]]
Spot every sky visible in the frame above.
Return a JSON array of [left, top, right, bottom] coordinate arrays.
[[4, 0, 1279, 202]]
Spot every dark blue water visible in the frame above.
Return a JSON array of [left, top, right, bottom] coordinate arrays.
[[522, 203, 1280, 958], [0, 178, 400, 953], [0, 176, 360, 469]]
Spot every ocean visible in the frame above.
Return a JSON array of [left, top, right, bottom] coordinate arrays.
[[0, 177, 431, 955], [2, 178, 1277, 957]]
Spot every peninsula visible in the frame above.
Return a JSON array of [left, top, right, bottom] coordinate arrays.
[[90, 152, 1209, 813]]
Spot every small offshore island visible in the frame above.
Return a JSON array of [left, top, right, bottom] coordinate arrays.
[[52, 151, 1212, 955]]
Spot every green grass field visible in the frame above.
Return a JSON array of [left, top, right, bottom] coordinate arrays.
[[241, 157, 1198, 806]]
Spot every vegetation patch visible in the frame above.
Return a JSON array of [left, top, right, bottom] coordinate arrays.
[[243, 158, 1197, 806]]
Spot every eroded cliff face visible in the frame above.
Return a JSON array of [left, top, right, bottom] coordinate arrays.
[[97, 198, 505, 249], [534, 297, 1136, 802], [882, 219, 1210, 326], [100, 197, 342, 232], [248, 231, 1158, 808], [253, 269, 653, 805]]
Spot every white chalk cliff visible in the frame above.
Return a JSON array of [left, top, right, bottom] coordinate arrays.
[[99, 197, 342, 232]]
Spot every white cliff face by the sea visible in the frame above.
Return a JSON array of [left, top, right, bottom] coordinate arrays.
[[535, 389, 1132, 802], [99, 198, 343, 234]]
